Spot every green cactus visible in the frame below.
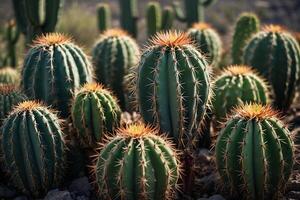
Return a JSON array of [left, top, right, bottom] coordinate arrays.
[[136, 31, 211, 147], [215, 103, 294, 199], [92, 29, 140, 110], [146, 2, 174, 36], [3, 20, 20, 68], [94, 123, 180, 199], [71, 83, 121, 148], [173, 0, 217, 27], [187, 22, 222, 67], [119, 0, 138, 37], [0, 84, 27, 121], [0, 67, 20, 85], [97, 3, 111, 33], [1, 101, 66, 197], [231, 12, 260, 65], [244, 25, 300, 111], [212, 65, 269, 123], [21, 33, 93, 117], [12, 0, 61, 43]]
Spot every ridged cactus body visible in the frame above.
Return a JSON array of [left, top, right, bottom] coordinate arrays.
[[212, 65, 269, 122], [244, 25, 300, 111], [0, 67, 20, 85], [21, 33, 93, 117], [95, 124, 180, 199], [92, 29, 140, 110], [136, 31, 211, 147], [1, 101, 66, 197], [215, 104, 294, 199], [97, 3, 111, 33], [3, 20, 20, 67], [187, 23, 222, 67], [71, 83, 121, 148], [119, 0, 138, 37], [231, 12, 260, 64]]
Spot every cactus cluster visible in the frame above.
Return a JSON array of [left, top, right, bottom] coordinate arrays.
[[244, 25, 300, 111], [1, 101, 66, 197], [92, 29, 140, 110], [94, 123, 180, 200], [21, 33, 93, 117], [215, 103, 294, 199], [0, 67, 20, 85], [97, 3, 111, 33], [71, 83, 121, 148]]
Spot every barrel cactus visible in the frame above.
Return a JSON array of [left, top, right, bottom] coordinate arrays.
[[215, 103, 294, 199], [244, 25, 300, 111], [94, 123, 180, 199], [187, 22, 222, 67], [92, 29, 140, 110], [0, 84, 27, 120], [0, 67, 20, 85], [212, 65, 269, 122], [136, 31, 211, 147], [1, 101, 66, 197], [21, 33, 93, 117], [71, 83, 121, 148]]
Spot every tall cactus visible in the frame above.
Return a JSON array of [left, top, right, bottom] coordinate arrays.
[[173, 0, 218, 26], [212, 65, 269, 123], [97, 3, 111, 33], [92, 29, 140, 110], [21, 33, 93, 117], [231, 12, 260, 64], [12, 0, 61, 43], [94, 123, 180, 200], [119, 0, 138, 37], [187, 22, 222, 67], [244, 25, 300, 111], [3, 20, 20, 68], [0, 67, 20, 85], [215, 103, 294, 199], [71, 83, 121, 148], [1, 101, 66, 197], [136, 31, 211, 147]]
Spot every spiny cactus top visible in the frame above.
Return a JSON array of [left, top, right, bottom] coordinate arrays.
[[212, 65, 269, 122], [215, 103, 294, 199], [92, 29, 140, 110], [244, 25, 300, 111], [136, 31, 211, 147], [1, 101, 66, 197], [0, 67, 20, 85], [21, 33, 93, 117], [187, 22, 222, 67], [71, 83, 121, 148], [94, 123, 180, 200]]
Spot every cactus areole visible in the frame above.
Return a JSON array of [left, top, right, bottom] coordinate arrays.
[[215, 103, 294, 199], [136, 31, 211, 147]]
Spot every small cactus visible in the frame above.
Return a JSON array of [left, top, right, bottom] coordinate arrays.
[[187, 22, 222, 67], [3, 20, 20, 67], [97, 3, 111, 33], [0, 67, 20, 85], [244, 25, 300, 111], [212, 65, 269, 123], [94, 123, 180, 200], [119, 0, 138, 37], [1, 101, 66, 197], [71, 83, 121, 148], [92, 29, 140, 110], [215, 103, 294, 199], [21, 33, 93, 117]]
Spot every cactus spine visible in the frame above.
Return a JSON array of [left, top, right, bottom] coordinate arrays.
[[0, 67, 20, 85], [92, 29, 140, 110], [119, 0, 138, 37], [1, 101, 66, 197], [215, 103, 294, 199], [187, 22, 222, 67], [231, 12, 260, 65], [21, 33, 93, 117], [12, 0, 61, 43], [173, 0, 217, 26], [244, 25, 300, 111], [97, 3, 111, 33], [71, 83, 121, 148], [95, 124, 180, 199], [3, 20, 20, 68], [212, 65, 269, 122], [136, 31, 211, 147]]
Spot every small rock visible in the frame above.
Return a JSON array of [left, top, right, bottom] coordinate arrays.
[[44, 189, 72, 200], [0, 185, 17, 198], [69, 177, 91, 197], [14, 196, 28, 200], [76, 195, 89, 200], [208, 194, 226, 200]]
